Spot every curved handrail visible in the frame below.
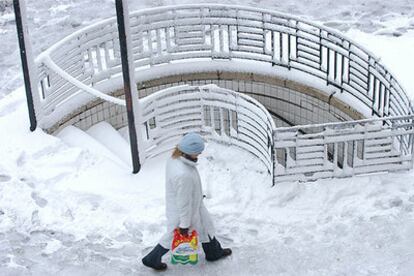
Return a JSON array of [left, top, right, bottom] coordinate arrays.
[[41, 55, 126, 106], [35, 4, 413, 129], [139, 84, 275, 174]]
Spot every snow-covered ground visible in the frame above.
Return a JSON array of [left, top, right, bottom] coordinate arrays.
[[1, 1, 414, 275], [1, 87, 414, 275]]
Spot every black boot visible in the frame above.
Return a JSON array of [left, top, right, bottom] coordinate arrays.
[[142, 244, 169, 271], [202, 236, 232, 262]]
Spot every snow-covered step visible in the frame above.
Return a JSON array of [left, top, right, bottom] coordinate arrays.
[[118, 126, 130, 144], [118, 125, 147, 145], [86, 121, 131, 165], [57, 125, 127, 168]]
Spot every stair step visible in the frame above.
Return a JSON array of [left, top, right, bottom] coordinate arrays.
[[57, 125, 127, 168], [87, 121, 131, 165]]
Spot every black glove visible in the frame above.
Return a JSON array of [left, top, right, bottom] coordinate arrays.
[[179, 227, 189, 237]]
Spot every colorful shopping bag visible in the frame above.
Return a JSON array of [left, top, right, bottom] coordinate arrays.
[[171, 228, 198, 265]]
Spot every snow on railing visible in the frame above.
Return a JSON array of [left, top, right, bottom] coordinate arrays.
[[34, 4, 412, 129], [273, 115, 414, 183], [41, 56, 126, 106], [31, 4, 414, 183], [139, 84, 275, 176]]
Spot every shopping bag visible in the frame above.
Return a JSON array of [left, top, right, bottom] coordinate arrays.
[[171, 228, 198, 265]]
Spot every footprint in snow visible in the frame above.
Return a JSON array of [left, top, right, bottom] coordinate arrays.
[[31, 192, 48, 208], [31, 210, 40, 226], [247, 229, 259, 236], [16, 152, 27, 167], [30, 143, 64, 160], [20, 178, 35, 189], [0, 174, 11, 182], [404, 205, 413, 213], [283, 236, 294, 245], [373, 200, 388, 210], [389, 197, 403, 208], [77, 194, 101, 211], [86, 233, 103, 243], [0, 99, 22, 117], [123, 221, 143, 242], [217, 234, 234, 243]]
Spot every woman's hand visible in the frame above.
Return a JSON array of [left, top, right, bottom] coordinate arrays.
[[179, 227, 189, 237]]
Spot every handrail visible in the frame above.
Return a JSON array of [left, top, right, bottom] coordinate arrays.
[[34, 4, 413, 130], [40, 55, 126, 106], [31, 4, 414, 183], [139, 84, 275, 176], [274, 114, 414, 132], [273, 115, 414, 183]]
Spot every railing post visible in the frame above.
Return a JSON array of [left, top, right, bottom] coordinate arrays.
[[13, 0, 38, 131], [115, 0, 142, 174]]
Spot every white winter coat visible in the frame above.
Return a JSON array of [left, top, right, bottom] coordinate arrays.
[[159, 156, 215, 249]]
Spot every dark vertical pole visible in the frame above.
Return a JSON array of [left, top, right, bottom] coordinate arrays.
[[333, 51, 337, 83], [13, 0, 37, 131], [115, 0, 141, 173]]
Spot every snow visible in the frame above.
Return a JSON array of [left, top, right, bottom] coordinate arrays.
[[86, 121, 132, 165], [1, 84, 414, 275], [345, 29, 414, 97], [1, 0, 414, 99], [1, 1, 414, 275], [57, 125, 127, 169], [9, 4, 413, 129]]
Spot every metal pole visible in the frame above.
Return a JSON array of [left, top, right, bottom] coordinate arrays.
[[115, 0, 141, 173], [13, 0, 37, 131]]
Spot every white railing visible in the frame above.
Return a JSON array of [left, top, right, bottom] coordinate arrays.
[[32, 4, 414, 184], [35, 4, 413, 129], [140, 84, 275, 175], [273, 115, 414, 183]]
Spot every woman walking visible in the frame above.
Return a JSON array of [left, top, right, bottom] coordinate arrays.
[[142, 132, 232, 271]]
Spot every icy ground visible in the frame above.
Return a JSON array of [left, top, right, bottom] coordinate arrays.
[[1, 0, 414, 98], [1, 0, 414, 275], [1, 90, 414, 275]]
